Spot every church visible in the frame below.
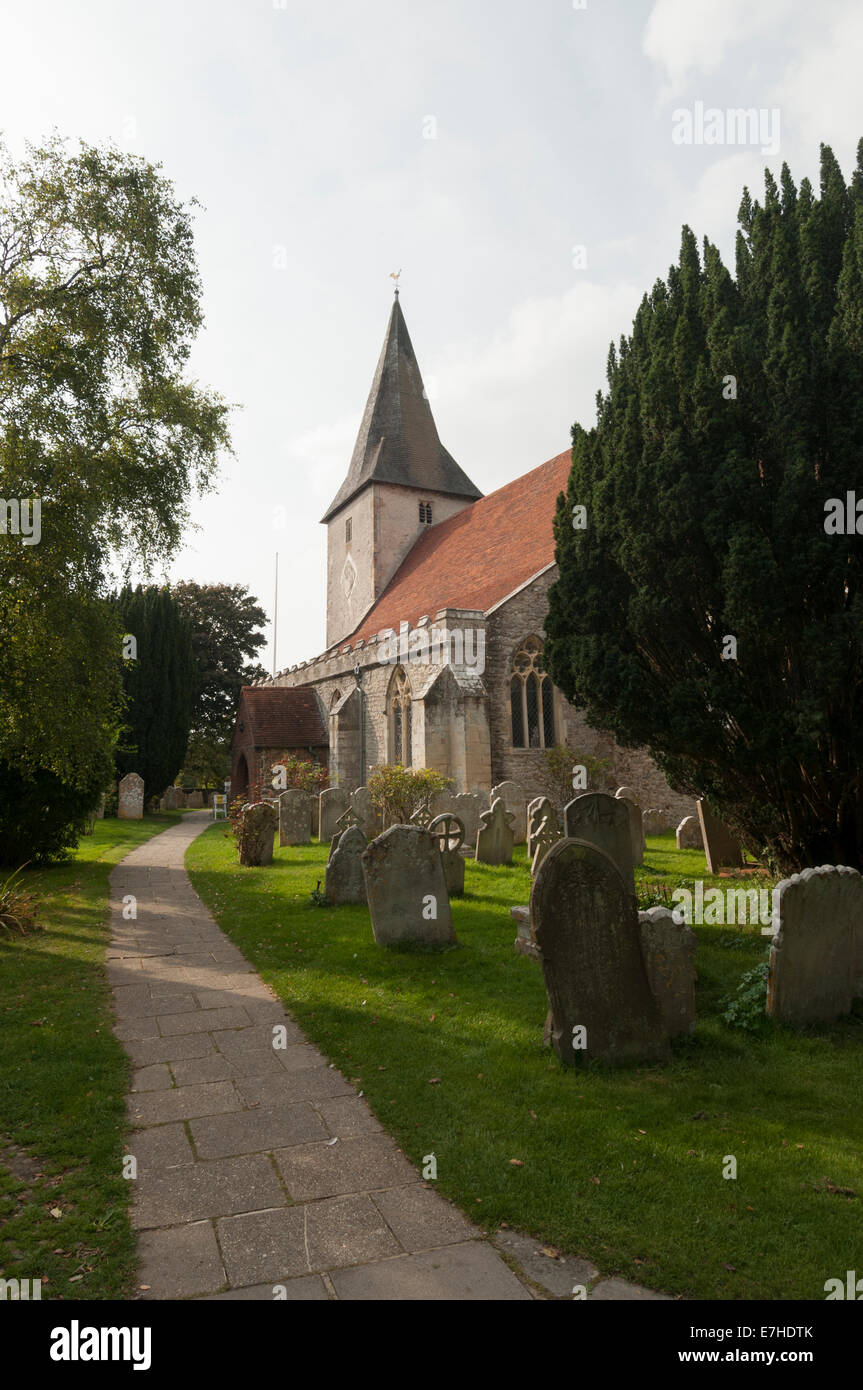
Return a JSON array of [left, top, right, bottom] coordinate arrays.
[[230, 294, 691, 819]]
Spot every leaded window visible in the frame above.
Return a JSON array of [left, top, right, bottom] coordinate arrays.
[[510, 637, 555, 749], [389, 667, 412, 766]]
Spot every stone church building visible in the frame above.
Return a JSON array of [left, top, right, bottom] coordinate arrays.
[[231, 294, 691, 818]]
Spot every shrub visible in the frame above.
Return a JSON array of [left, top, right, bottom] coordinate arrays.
[[0, 866, 42, 936], [269, 754, 329, 795], [367, 765, 452, 826], [721, 949, 771, 1031], [543, 743, 614, 809]]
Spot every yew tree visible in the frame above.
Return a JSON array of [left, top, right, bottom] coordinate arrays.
[[545, 142, 863, 874]]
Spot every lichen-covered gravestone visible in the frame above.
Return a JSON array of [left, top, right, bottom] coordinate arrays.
[[696, 799, 742, 873], [351, 786, 380, 840], [491, 781, 527, 844], [767, 865, 863, 1026], [118, 773, 144, 820], [429, 814, 466, 897], [319, 787, 350, 842], [531, 839, 670, 1066], [362, 825, 455, 947], [238, 801, 277, 867], [676, 815, 703, 851], [453, 792, 482, 847], [325, 826, 367, 904], [638, 907, 696, 1037], [530, 815, 560, 876], [528, 797, 558, 861], [476, 797, 515, 865], [642, 808, 669, 835], [186, 790, 204, 809], [279, 789, 311, 846], [564, 793, 634, 889]]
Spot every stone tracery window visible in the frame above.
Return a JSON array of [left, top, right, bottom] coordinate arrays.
[[388, 666, 412, 766], [510, 636, 555, 748]]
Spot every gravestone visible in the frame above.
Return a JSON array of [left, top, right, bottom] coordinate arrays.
[[162, 786, 181, 811], [325, 826, 367, 905], [239, 801, 277, 867], [117, 773, 144, 820], [491, 781, 527, 844], [563, 793, 634, 889], [642, 808, 669, 835], [620, 799, 644, 865], [93, 793, 106, 820], [362, 825, 455, 947], [530, 815, 560, 876], [311, 793, 319, 838], [696, 799, 742, 873], [528, 797, 558, 861], [615, 786, 638, 803], [328, 829, 343, 863], [428, 814, 466, 897], [186, 790, 204, 809], [453, 793, 482, 848], [531, 839, 670, 1066], [410, 803, 432, 829], [676, 815, 703, 851], [279, 789, 311, 846], [174, 789, 187, 809], [319, 787, 350, 842], [351, 786, 380, 840], [638, 907, 696, 1037], [510, 905, 540, 961], [429, 789, 458, 820], [767, 865, 863, 1026], [476, 798, 515, 865]]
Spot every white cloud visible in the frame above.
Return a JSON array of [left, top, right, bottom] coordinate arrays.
[[644, 0, 796, 94]]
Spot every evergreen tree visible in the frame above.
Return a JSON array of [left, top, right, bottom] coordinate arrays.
[[545, 142, 863, 874], [111, 586, 197, 800]]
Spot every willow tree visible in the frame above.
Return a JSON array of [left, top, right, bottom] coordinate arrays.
[[545, 142, 863, 873]]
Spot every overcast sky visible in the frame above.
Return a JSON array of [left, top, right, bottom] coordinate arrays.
[[4, 0, 862, 667]]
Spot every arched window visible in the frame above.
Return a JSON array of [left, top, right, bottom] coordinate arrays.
[[330, 689, 342, 710], [388, 667, 412, 766], [419, 501, 432, 525], [510, 637, 555, 748]]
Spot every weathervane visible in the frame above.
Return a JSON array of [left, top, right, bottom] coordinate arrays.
[[389, 268, 401, 297]]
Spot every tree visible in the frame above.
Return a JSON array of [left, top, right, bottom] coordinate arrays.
[[110, 586, 197, 801], [172, 582, 267, 786], [367, 765, 452, 826], [544, 141, 863, 874], [0, 135, 231, 861]]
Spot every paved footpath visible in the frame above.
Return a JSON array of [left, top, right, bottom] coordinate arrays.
[[108, 812, 667, 1301]]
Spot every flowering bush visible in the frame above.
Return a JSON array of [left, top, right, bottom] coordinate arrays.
[[366, 765, 452, 827]]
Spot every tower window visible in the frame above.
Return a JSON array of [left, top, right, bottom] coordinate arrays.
[[419, 501, 432, 525], [345, 517, 352, 543]]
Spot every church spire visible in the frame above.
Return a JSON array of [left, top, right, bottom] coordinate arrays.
[[321, 296, 482, 523]]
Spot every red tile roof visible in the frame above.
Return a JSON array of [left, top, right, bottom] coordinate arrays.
[[238, 686, 327, 747], [346, 449, 572, 644]]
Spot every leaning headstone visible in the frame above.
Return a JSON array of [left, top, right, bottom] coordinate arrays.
[[767, 865, 863, 1026], [638, 907, 696, 1037], [676, 815, 704, 851], [319, 787, 350, 842], [531, 839, 670, 1066], [530, 815, 560, 876], [186, 790, 204, 809], [279, 789, 311, 846], [351, 786, 380, 840], [238, 801, 277, 867], [428, 814, 466, 897], [453, 793, 482, 848], [362, 826, 455, 947], [620, 798, 645, 865], [528, 797, 558, 861], [696, 799, 742, 874], [642, 808, 669, 835], [491, 781, 527, 844], [563, 793, 634, 888], [117, 773, 144, 820], [325, 826, 367, 904], [476, 798, 515, 865]]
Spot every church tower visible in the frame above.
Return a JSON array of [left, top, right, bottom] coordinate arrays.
[[322, 293, 482, 648]]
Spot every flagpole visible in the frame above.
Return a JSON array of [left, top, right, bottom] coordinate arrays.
[[273, 552, 279, 677]]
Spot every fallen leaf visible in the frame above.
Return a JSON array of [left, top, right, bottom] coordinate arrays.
[[723, 1263, 737, 1272], [326, 1138, 338, 1146], [139, 1285, 150, 1291], [687, 1149, 697, 1157], [429, 1014, 435, 1022], [590, 1177, 600, 1185], [540, 1245, 560, 1259], [50, 1208, 63, 1219], [429, 1077, 441, 1085], [509, 1159, 523, 1167], [530, 1110, 538, 1120], [69, 1275, 83, 1283], [638, 1129, 646, 1135]]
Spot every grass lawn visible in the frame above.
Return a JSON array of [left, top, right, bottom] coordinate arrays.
[[186, 825, 863, 1300], [0, 813, 181, 1300]]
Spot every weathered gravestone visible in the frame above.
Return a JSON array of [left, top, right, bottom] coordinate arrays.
[[428, 814, 466, 897], [676, 815, 703, 851], [118, 773, 144, 820], [279, 789, 311, 846], [410, 803, 432, 829], [351, 786, 380, 840], [92, 793, 106, 820], [476, 798, 515, 865], [510, 904, 540, 961], [186, 790, 204, 809], [530, 815, 560, 876], [767, 865, 863, 1027], [239, 801, 277, 867], [528, 797, 558, 861], [564, 793, 634, 889], [531, 839, 670, 1066], [642, 808, 669, 835], [325, 826, 367, 905], [453, 793, 482, 848], [311, 793, 319, 838], [429, 789, 458, 821], [173, 789, 187, 809], [362, 826, 455, 947], [615, 786, 638, 803], [620, 798, 644, 866], [491, 781, 527, 844], [328, 829, 343, 862], [319, 787, 350, 842], [696, 799, 742, 874], [638, 907, 696, 1037]]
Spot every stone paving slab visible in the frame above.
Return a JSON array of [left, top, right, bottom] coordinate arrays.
[[111, 812, 668, 1302]]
